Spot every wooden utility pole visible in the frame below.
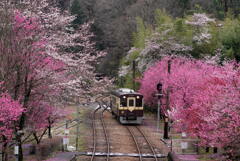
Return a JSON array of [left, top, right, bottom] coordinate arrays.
[[132, 60, 136, 91], [120, 76, 124, 88]]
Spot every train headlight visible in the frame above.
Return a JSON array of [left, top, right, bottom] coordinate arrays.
[[137, 96, 140, 99], [123, 96, 126, 99]]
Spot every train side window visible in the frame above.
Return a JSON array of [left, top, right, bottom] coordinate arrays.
[[136, 97, 142, 107]]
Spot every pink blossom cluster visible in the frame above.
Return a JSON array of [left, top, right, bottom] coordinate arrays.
[[0, 2, 111, 160], [0, 2, 112, 148], [0, 92, 23, 140], [139, 56, 240, 157]]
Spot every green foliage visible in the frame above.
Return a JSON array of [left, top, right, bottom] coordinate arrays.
[[117, 69, 141, 90], [129, 50, 140, 61], [186, 4, 204, 15], [225, 47, 235, 59], [120, 50, 140, 66], [154, 10, 193, 45], [193, 4, 204, 13], [207, 23, 222, 54], [179, 0, 190, 10], [155, 9, 173, 34], [120, 57, 130, 66], [120, 9, 240, 89], [173, 18, 193, 45], [219, 16, 240, 61], [132, 17, 152, 49], [191, 42, 214, 58], [190, 23, 222, 58], [174, 18, 185, 33], [123, 73, 134, 89], [226, 10, 235, 20], [212, 0, 225, 19]]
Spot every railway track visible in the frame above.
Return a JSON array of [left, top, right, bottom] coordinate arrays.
[[91, 105, 110, 161], [53, 120, 79, 136], [99, 100, 161, 161], [126, 126, 159, 161]]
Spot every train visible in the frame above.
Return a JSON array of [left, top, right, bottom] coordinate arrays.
[[110, 88, 144, 124]]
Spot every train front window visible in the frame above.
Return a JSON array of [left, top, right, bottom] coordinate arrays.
[[136, 97, 142, 107], [129, 99, 134, 106], [120, 97, 127, 107]]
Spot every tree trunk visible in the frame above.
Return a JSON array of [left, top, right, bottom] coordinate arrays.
[[48, 125, 52, 139], [16, 136, 23, 161], [14, 67, 21, 100], [17, 78, 32, 161], [2, 136, 8, 161], [18, 144, 23, 161], [33, 132, 40, 144], [224, 0, 228, 13]]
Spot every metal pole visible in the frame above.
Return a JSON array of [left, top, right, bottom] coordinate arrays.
[[164, 116, 169, 139], [157, 99, 160, 132], [164, 60, 171, 139]]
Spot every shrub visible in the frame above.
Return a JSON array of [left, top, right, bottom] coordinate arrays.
[[35, 137, 62, 160]]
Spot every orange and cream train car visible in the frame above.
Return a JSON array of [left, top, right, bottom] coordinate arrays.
[[110, 88, 144, 124]]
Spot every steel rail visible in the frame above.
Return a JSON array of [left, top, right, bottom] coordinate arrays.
[[90, 106, 101, 161], [90, 99, 110, 161], [136, 126, 158, 161], [53, 122, 79, 136], [126, 126, 143, 161], [53, 118, 78, 131], [100, 108, 110, 161], [127, 126, 159, 161]]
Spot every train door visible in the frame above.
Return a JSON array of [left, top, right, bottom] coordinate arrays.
[[127, 97, 135, 112], [111, 96, 118, 114]]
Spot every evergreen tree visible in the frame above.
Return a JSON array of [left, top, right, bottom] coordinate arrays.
[[70, 0, 86, 26]]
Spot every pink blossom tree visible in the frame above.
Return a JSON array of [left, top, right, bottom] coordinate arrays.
[[0, 1, 112, 160], [139, 56, 240, 159], [26, 102, 66, 143], [0, 10, 67, 160], [0, 84, 23, 161], [0, 93, 23, 154]]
